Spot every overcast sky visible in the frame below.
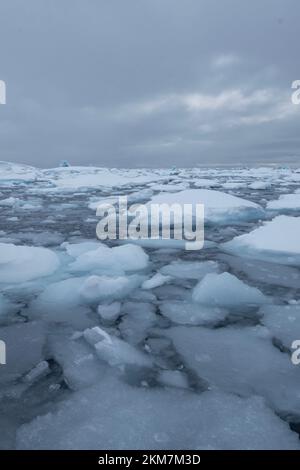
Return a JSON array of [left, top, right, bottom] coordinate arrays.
[[0, 0, 299, 168]]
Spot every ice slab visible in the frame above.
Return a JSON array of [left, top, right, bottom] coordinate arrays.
[[192, 272, 268, 307], [160, 301, 228, 326], [164, 325, 300, 414], [267, 193, 300, 211], [160, 260, 219, 280]]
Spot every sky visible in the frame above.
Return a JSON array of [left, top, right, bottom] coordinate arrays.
[[0, 0, 299, 168]]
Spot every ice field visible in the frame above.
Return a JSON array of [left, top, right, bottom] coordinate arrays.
[[0, 161, 300, 449]]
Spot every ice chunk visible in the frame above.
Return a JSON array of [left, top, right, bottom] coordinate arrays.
[[79, 275, 143, 302], [249, 181, 271, 190], [192, 272, 268, 307], [160, 260, 219, 280], [222, 216, 300, 265], [49, 333, 106, 390], [267, 193, 300, 211], [160, 301, 228, 325], [83, 327, 152, 368], [260, 304, 300, 350], [29, 277, 93, 329], [63, 241, 102, 257], [158, 370, 189, 389], [16, 375, 299, 450], [194, 179, 219, 188], [97, 302, 121, 322], [142, 273, 171, 290], [0, 322, 46, 384], [119, 302, 157, 345], [22, 361, 50, 384], [0, 243, 60, 283], [68, 244, 148, 273]]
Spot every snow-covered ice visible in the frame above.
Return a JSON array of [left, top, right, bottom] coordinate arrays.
[[223, 215, 300, 265]]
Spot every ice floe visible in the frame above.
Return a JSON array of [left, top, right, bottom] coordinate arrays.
[[222, 215, 300, 265]]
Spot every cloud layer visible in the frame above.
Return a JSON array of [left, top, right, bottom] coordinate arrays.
[[0, 0, 299, 167]]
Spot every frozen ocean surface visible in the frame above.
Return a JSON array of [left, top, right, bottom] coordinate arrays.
[[0, 162, 300, 450]]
